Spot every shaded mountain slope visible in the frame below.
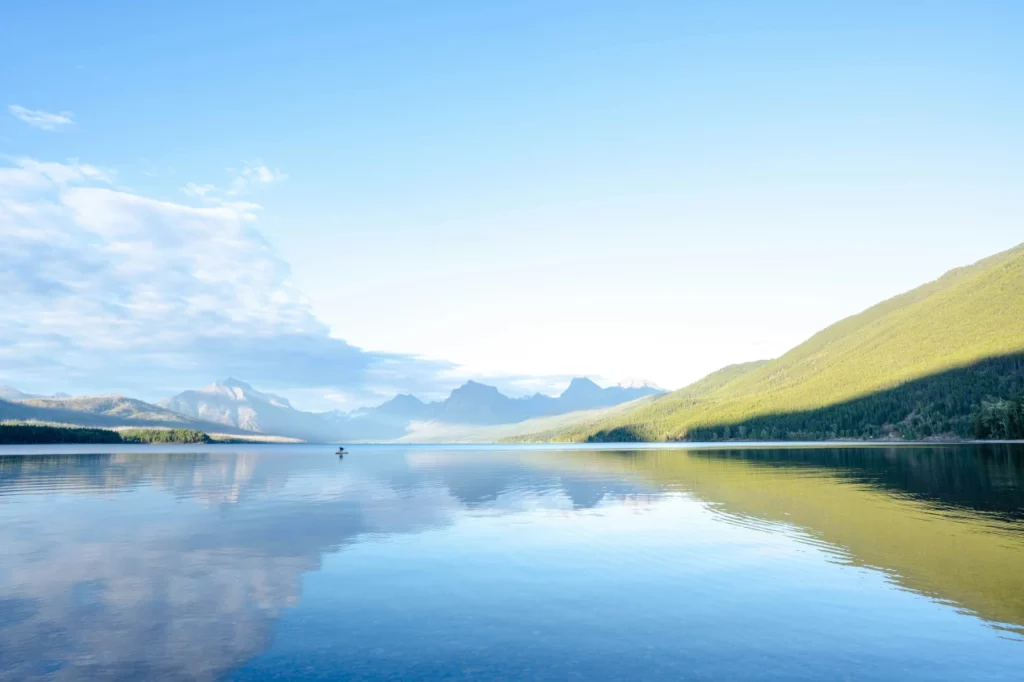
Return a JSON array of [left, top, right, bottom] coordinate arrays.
[[684, 353, 1024, 441], [535, 243, 1024, 441]]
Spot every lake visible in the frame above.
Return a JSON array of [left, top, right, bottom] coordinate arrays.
[[1, 443, 1023, 681]]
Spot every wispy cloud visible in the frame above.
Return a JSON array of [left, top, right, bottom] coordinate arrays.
[[182, 182, 217, 199], [0, 156, 450, 404], [8, 104, 75, 131], [181, 162, 287, 204], [232, 162, 287, 192]]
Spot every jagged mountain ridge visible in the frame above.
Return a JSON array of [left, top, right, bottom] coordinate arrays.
[[161, 377, 663, 442], [1, 376, 661, 443], [330, 377, 663, 440]]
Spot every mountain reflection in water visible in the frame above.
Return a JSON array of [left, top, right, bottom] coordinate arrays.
[[0, 444, 1022, 681]]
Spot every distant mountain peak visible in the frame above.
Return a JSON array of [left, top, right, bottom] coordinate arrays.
[[375, 393, 427, 416], [208, 377, 255, 391], [0, 385, 28, 400], [451, 381, 502, 396], [560, 377, 604, 399], [159, 378, 335, 440], [196, 377, 292, 408], [0, 386, 75, 401], [388, 393, 426, 406]]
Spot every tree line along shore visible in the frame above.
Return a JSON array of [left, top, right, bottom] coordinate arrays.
[[0, 423, 213, 445]]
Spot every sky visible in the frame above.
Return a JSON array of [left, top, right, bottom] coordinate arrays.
[[1, 0, 1022, 410]]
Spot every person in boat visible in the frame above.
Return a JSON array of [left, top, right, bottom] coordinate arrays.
[[336, 446, 347, 455]]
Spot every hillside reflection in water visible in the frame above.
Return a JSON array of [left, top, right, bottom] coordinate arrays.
[[0, 443, 1022, 681]]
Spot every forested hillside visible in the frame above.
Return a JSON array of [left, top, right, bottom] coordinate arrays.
[[531, 243, 1024, 442], [686, 355, 1024, 441]]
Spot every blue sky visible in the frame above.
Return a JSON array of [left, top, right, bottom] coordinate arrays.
[[2, 1, 1022, 409]]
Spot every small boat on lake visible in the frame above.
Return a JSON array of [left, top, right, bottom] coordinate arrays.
[[336, 446, 347, 456]]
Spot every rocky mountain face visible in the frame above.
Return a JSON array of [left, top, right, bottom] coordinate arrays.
[[158, 378, 340, 442]]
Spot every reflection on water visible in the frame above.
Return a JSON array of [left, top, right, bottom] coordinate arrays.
[[547, 445, 1024, 634], [0, 444, 1022, 681]]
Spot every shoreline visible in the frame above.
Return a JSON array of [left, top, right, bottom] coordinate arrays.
[[2, 439, 1023, 454]]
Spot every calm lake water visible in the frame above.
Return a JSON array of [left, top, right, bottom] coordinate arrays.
[[1, 443, 1023, 681]]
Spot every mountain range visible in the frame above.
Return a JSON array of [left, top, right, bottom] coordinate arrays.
[[162, 377, 663, 442], [1, 377, 661, 443], [517, 242, 1024, 442]]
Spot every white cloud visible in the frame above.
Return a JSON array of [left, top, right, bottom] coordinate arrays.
[[8, 104, 75, 131], [10, 156, 113, 184], [182, 181, 216, 198], [0, 452, 469, 681], [237, 162, 287, 188], [0, 156, 450, 403], [181, 161, 288, 205]]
